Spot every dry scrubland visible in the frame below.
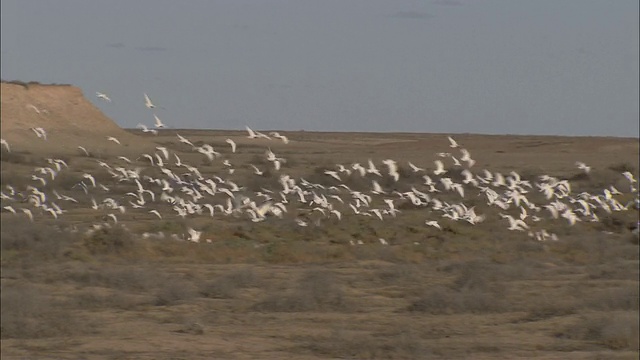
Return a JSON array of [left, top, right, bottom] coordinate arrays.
[[1, 82, 639, 359]]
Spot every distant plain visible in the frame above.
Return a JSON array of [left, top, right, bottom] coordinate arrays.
[[1, 124, 639, 359]]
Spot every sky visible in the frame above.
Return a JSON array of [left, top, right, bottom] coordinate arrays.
[[1, 0, 638, 137]]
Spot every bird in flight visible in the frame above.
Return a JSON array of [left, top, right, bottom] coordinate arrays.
[[0, 139, 10, 152], [447, 136, 459, 148], [226, 139, 237, 153], [107, 136, 121, 145], [270, 132, 289, 144], [425, 220, 442, 230], [96, 92, 111, 102], [31, 127, 47, 140], [136, 123, 158, 135], [154, 114, 166, 128], [144, 93, 155, 109], [433, 160, 447, 175], [575, 161, 591, 174], [77, 146, 90, 156]]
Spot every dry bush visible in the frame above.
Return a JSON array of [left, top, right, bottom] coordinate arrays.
[[301, 327, 426, 359], [199, 267, 258, 299], [1, 171, 24, 191], [243, 169, 281, 192], [154, 278, 198, 306], [598, 213, 636, 234], [50, 171, 83, 190], [405, 285, 458, 314], [82, 224, 138, 256], [1, 283, 84, 339], [68, 265, 164, 292], [407, 284, 507, 314], [146, 219, 187, 234], [555, 312, 639, 350], [87, 150, 110, 160], [548, 236, 609, 265], [407, 260, 510, 314], [87, 167, 119, 184], [175, 321, 205, 335], [609, 162, 636, 173], [518, 299, 577, 322], [583, 286, 639, 311], [2, 79, 29, 88], [442, 258, 532, 283], [0, 217, 76, 263], [588, 262, 640, 280], [341, 173, 374, 193], [375, 264, 423, 286], [260, 241, 344, 264], [71, 290, 149, 310], [66, 264, 197, 308], [253, 270, 350, 312], [0, 151, 30, 164], [627, 229, 640, 245], [249, 154, 270, 166]]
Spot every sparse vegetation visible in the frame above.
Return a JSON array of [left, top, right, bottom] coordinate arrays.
[[555, 312, 639, 350], [253, 270, 350, 312], [1, 126, 638, 358]]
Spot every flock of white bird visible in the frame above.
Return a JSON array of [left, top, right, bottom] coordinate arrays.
[[1, 91, 638, 245]]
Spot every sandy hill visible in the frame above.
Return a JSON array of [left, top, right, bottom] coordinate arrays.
[[0, 81, 150, 155]]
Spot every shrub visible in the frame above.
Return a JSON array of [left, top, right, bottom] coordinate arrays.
[[0, 152, 29, 164], [1, 217, 76, 262], [82, 224, 136, 255], [555, 312, 640, 350], [253, 270, 349, 312], [199, 268, 257, 299], [608, 162, 636, 173], [302, 327, 426, 359], [1, 284, 82, 339], [154, 278, 197, 306]]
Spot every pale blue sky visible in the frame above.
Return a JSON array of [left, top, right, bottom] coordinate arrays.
[[1, 1, 638, 136]]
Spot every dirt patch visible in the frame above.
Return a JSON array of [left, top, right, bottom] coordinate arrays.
[[0, 81, 154, 155]]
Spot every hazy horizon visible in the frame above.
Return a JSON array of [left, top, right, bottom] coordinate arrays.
[[1, 1, 638, 137]]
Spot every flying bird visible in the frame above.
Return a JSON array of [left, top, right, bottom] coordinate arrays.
[[250, 164, 264, 176], [153, 114, 165, 128], [96, 92, 111, 102], [27, 104, 42, 114], [270, 132, 289, 144], [226, 138, 237, 153], [408, 162, 425, 173], [31, 127, 47, 140], [622, 171, 637, 183], [447, 136, 459, 148], [156, 146, 169, 160], [21, 208, 34, 222], [107, 136, 121, 145], [459, 148, 476, 168], [324, 170, 342, 182], [246, 126, 259, 139], [177, 134, 194, 147], [137, 123, 158, 135], [3, 206, 17, 214], [425, 220, 442, 230], [433, 160, 447, 176], [575, 161, 591, 174], [187, 228, 202, 243], [0, 139, 10, 152], [144, 93, 155, 109], [77, 146, 90, 156]]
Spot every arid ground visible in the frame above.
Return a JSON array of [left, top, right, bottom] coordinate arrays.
[[1, 82, 639, 359]]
